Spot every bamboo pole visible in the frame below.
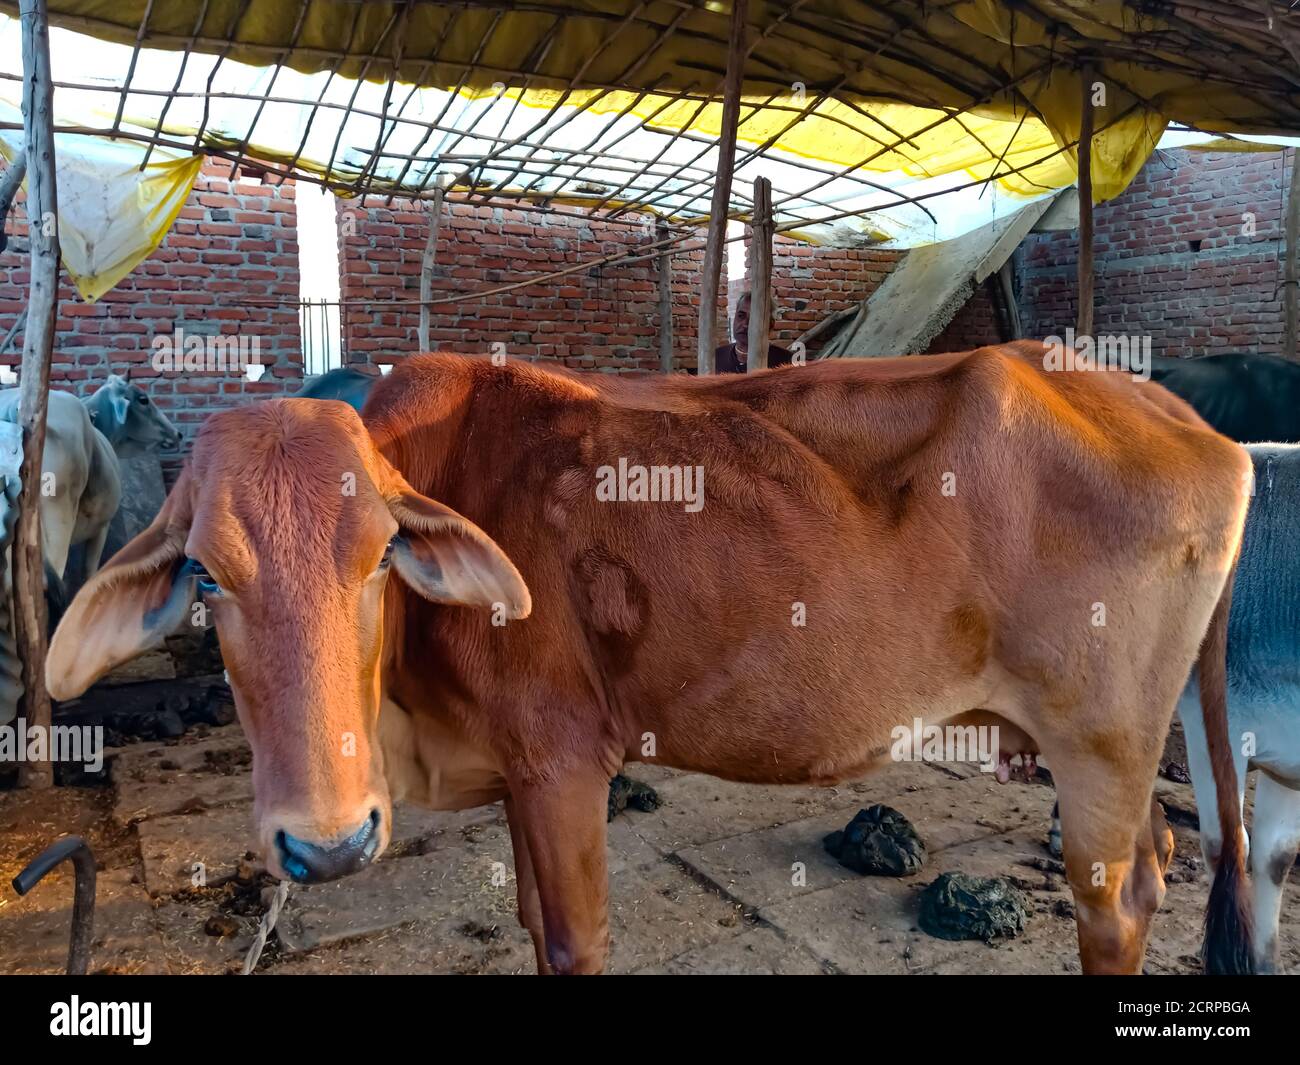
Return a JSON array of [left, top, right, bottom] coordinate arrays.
[[746, 175, 773, 371], [1285, 147, 1300, 360], [657, 218, 673, 373], [696, 0, 748, 376], [1076, 65, 1096, 340], [16, 0, 57, 790], [417, 183, 445, 352]]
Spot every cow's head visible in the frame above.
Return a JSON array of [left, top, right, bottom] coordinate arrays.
[[86, 374, 183, 452], [47, 399, 529, 882]]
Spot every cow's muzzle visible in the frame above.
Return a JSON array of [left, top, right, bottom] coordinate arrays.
[[274, 809, 382, 883]]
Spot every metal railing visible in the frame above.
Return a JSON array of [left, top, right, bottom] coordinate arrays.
[[299, 297, 343, 377]]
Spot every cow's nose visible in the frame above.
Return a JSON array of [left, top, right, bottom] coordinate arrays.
[[274, 809, 381, 883]]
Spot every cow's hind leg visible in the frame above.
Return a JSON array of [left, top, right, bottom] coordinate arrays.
[[505, 796, 552, 975], [507, 766, 610, 974], [1249, 772, 1300, 973], [1051, 747, 1169, 974]]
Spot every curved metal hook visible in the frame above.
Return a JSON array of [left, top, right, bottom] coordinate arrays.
[[12, 835, 96, 975]]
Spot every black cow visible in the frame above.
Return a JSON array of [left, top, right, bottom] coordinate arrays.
[[293, 365, 380, 413], [1148, 353, 1300, 443]]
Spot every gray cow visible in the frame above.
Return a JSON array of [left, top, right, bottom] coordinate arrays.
[[1177, 443, 1300, 973], [83, 373, 182, 455]]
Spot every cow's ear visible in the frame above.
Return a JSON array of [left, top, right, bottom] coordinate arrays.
[[46, 471, 200, 700], [387, 491, 530, 619]]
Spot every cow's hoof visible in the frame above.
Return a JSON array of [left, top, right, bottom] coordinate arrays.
[[607, 774, 660, 822]]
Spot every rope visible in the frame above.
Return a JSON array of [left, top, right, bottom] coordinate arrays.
[[240, 880, 289, 975]]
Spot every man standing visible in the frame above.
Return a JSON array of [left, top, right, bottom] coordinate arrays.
[[714, 291, 795, 373]]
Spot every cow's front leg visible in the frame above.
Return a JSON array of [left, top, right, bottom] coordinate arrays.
[[507, 767, 610, 974], [504, 796, 552, 974]]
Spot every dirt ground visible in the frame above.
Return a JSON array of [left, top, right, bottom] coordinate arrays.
[[1, 716, 1296, 976]]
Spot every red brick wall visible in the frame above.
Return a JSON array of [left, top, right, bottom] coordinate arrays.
[[0, 160, 303, 470], [767, 235, 901, 357], [1018, 149, 1290, 356], [337, 197, 727, 373], [927, 279, 1006, 353]]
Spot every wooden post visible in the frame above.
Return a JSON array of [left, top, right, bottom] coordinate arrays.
[[657, 219, 673, 373], [1286, 147, 1300, 361], [417, 183, 445, 353], [998, 259, 1022, 341], [696, 0, 748, 376], [16, 0, 57, 790], [746, 175, 773, 371], [1076, 65, 1095, 340]]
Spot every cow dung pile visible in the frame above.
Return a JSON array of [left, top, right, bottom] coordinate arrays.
[[919, 872, 1027, 942], [823, 804, 926, 876]]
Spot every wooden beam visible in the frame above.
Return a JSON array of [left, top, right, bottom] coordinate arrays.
[[696, 0, 748, 376], [746, 174, 773, 371], [657, 218, 673, 373], [16, 0, 57, 790], [998, 259, 1022, 340], [1076, 65, 1096, 340], [795, 304, 856, 353], [417, 183, 445, 353], [1286, 146, 1300, 361]]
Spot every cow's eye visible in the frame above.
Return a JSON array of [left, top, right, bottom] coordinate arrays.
[[378, 540, 395, 571], [185, 558, 221, 596], [136, 394, 149, 405]]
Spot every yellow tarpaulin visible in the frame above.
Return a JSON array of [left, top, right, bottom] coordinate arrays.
[[0, 112, 202, 302], [0, 0, 1296, 215]]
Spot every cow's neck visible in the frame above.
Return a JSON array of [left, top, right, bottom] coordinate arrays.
[[82, 392, 125, 448]]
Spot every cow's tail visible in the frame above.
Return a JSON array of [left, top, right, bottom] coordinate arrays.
[[1200, 550, 1253, 975]]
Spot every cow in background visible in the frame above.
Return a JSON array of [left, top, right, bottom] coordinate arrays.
[[0, 389, 118, 726], [294, 365, 379, 413], [82, 373, 183, 453], [1148, 353, 1300, 443], [0, 389, 121, 590], [0, 375, 179, 725], [1175, 443, 1300, 973]]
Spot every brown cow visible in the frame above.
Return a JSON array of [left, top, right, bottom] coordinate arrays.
[[46, 342, 1253, 975]]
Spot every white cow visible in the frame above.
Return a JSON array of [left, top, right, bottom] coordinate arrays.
[[0, 375, 179, 725], [1179, 442, 1300, 974], [0, 389, 121, 591]]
